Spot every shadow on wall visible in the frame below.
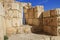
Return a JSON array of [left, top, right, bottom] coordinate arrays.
[[30, 13, 54, 36], [31, 25, 55, 36]]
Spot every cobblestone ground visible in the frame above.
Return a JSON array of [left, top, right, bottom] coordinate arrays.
[[8, 33, 51, 40]]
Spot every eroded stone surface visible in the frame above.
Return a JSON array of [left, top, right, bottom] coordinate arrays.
[[8, 33, 50, 40]]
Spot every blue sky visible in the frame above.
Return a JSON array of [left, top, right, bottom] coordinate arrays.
[[16, 0, 60, 11]]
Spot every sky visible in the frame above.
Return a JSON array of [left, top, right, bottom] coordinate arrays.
[[16, 0, 60, 11]]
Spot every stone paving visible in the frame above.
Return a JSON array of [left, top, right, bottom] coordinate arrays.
[[8, 33, 51, 40], [8, 33, 60, 40]]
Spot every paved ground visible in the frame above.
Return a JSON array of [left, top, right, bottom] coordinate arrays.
[[8, 33, 51, 40]]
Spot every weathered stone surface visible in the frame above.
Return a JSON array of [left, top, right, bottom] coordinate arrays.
[[6, 25, 32, 37], [17, 25, 32, 34], [8, 33, 50, 40], [51, 36, 60, 40], [0, 2, 5, 40], [0, 3, 5, 16], [6, 27, 17, 37]]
